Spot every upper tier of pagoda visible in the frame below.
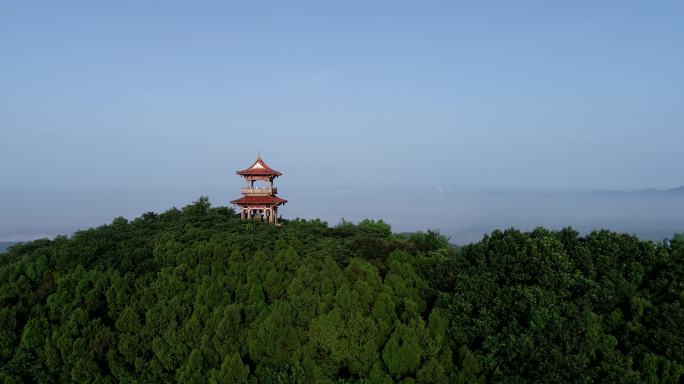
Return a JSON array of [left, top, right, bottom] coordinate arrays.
[[236, 155, 282, 177]]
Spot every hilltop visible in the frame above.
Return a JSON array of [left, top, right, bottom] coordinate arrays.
[[0, 197, 682, 383]]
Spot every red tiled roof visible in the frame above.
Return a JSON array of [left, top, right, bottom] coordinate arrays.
[[236, 156, 282, 176], [231, 195, 288, 205]]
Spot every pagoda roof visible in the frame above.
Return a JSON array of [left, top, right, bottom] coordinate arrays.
[[236, 156, 282, 176], [231, 195, 288, 205]]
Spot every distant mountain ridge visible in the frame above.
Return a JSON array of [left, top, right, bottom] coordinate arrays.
[[588, 186, 684, 195]]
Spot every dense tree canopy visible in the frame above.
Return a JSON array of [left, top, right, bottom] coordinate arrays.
[[0, 197, 682, 383]]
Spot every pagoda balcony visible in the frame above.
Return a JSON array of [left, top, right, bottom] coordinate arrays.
[[241, 187, 277, 196]]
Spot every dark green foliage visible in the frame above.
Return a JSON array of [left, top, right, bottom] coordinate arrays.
[[0, 199, 682, 383], [437, 227, 684, 383]]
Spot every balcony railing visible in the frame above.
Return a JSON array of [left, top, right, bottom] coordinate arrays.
[[242, 187, 277, 196]]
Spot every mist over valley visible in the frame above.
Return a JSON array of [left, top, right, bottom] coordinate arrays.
[[2, 185, 682, 244]]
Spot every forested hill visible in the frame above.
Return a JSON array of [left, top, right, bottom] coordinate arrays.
[[1, 198, 682, 383]]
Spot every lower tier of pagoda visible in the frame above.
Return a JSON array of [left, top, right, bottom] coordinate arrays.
[[230, 195, 288, 205]]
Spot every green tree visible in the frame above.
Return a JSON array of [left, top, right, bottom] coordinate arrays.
[[210, 352, 249, 384]]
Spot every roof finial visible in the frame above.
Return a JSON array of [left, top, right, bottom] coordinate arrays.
[[257, 151, 261, 161]]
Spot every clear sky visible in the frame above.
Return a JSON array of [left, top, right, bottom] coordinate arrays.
[[1, 0, 683, 192]]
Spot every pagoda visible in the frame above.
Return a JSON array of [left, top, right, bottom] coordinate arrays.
[[231, 155, 287, 224]]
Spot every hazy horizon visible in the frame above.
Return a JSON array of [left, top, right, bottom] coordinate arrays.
[[1, 184, 683, 244]]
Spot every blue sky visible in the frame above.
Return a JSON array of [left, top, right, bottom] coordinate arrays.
[[1, 0, 683, 192]]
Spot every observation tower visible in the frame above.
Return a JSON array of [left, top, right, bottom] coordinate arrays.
[[231, 155, 287, 224]]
